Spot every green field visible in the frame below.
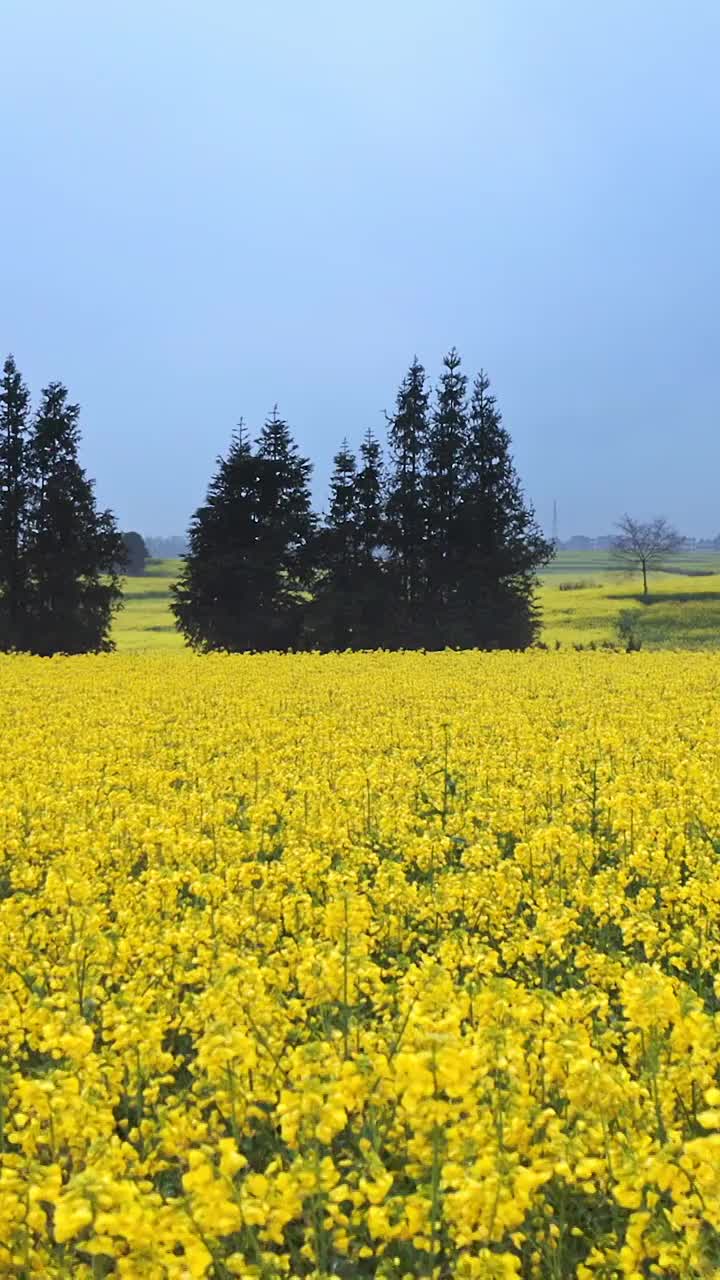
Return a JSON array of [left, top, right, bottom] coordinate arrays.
[[113, 558, 184, 651], [540, 549, 720, 648], [113, 551, 720, 651]]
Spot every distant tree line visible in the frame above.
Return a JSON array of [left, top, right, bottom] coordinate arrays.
[[172, 350, 552, 652], [145, 534, 188, 559], [0, 355, 125, 654], [0, 349, 552, 655]]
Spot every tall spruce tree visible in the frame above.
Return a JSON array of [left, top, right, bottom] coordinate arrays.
[[353, 428, 388, 647], [355, 430, 384, 567], [255, 406, 315, 646], [0, 355, 31, 648], [385, 358, 429, 636], [171, 424, 270, 650], [172, 410, 315, 651], [312, 440, 359, 649], [25, 381, 125, 654], [455, 370, 552, 647], [424, 348, 468, 636]]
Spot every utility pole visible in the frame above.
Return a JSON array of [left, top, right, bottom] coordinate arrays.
[[552, 498, 559, 548]]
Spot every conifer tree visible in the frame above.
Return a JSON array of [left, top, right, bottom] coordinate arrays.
[[327, 440, 358, 554], [25, 381, 125, 654], [353, 428, 388, 647], [0, 355, 31, 648], [455, 370, 552, 647], [255, 406, 315, 646], [312, 440, 359, 649], [255, 406, 315, 595], [171, 425, 271, 651], [325, 440, 359, 574], [355, 429, 384, 567], [172, 410, 315, 651], [385, 358, 429, 634], [424, 348, 468, 634]]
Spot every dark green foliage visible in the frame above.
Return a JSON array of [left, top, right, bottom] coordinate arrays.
[[176, 354, 548, 653], [0, 358, 124, 655], [355, 430, 384, 567], [424, 348, 468, 633], [312, 440, 359, 649], [351, 429, 388, 647], [121, 531, 149, 574], [311, 432, 388, 649], [256, 406, 316, 599], [450, 370, 552, 648], [171, 413, 315, 652], [171, 426, 272, 651], [0, 355, 31, 649], [385, 357, 429, 641], [24, 382, 125, 655], [383, 354, 550, 649]]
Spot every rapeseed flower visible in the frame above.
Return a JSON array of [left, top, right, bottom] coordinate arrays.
[[1, 649, 720, 1275]]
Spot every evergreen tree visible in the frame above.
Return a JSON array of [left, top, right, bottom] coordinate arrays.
[[455, 370, 552, 647], [328, 439, 358, 553], [172, 410, 315, 651], [255, 406, 315, 646], [312, 430, 389, 650], [353, 428, 388, 647], [312, 440, 359, 649], [25, 381, 125, 655], [385, 358, 429, 634], [171, 425, 271, 651], [424, 348, 468, 635], [355, 430, 384, 566], [0, 355, 31, 648]]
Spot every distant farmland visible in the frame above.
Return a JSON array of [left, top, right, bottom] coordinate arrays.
[[113, 551, 720, 652], [540, 549, 720, 649], [114, 559, 184, 651]]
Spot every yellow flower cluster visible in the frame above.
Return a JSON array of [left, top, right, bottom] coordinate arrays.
[[1, 650, 720, 1278]]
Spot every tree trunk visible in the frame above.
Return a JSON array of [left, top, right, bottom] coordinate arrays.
[[642, 560, 648, 597]]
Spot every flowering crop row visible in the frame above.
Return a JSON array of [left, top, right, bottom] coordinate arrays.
[[1, 651, 720, 1278]]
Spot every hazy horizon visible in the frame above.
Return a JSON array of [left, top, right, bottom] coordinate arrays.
[[3, 1, 720, 539]]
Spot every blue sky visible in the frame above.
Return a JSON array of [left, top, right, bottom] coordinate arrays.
[[2, 0, 719, 537]]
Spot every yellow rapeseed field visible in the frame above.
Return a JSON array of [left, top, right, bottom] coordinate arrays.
[[2, 651, 720, 1279]]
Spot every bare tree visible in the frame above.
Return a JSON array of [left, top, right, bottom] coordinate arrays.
[[612, 514, 683, 596]]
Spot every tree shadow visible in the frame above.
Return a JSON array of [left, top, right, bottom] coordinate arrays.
[[122, 590, 173, 601], [606, 592, 720, 605]]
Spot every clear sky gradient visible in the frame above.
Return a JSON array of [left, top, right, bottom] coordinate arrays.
[[2, 1, 719, 538]]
